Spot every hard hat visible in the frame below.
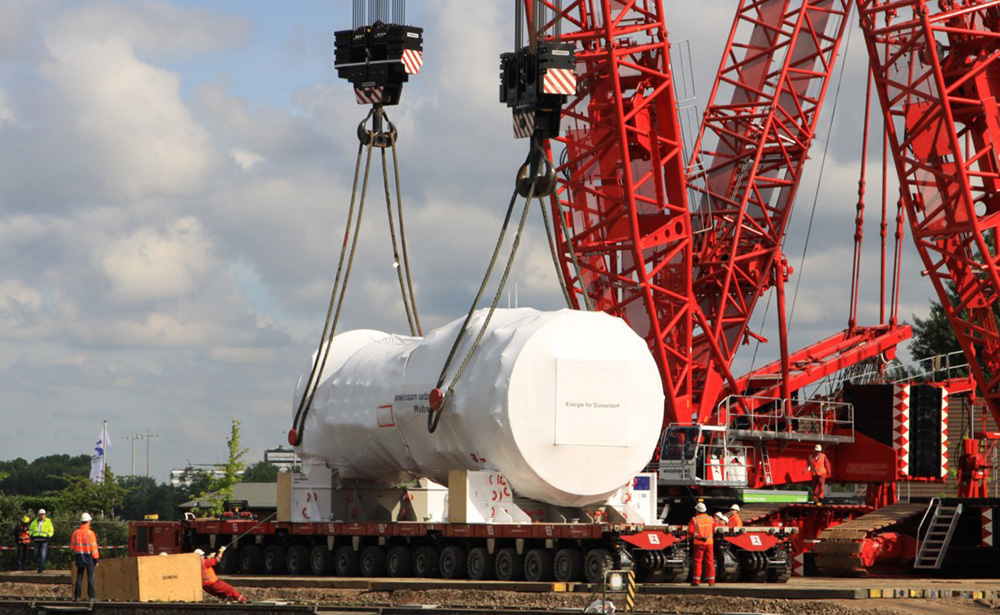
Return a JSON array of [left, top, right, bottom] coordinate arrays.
[[814, 444, 823, 452], [37, 509, 46, 515], [21, 516, 30, 523], [193, 549, 205, 556], [714, 512, 726, 519], [695, 502, 707, 513], [80, 512, 92, 523], [730, 504, 740, 512]]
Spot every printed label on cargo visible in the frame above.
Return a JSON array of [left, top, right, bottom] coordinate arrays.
[[392, 385, 434, 417], [554, 358, 630, 446]]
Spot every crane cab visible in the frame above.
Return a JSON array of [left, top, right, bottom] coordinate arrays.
[[658, 424, 749, 487]]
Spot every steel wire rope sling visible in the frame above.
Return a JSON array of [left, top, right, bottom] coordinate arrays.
[[289, 2, 424, 447]]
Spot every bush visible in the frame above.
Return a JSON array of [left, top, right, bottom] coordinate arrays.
[[0, 509, 128, 571]]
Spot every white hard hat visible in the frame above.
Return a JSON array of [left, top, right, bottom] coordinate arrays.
[[38, 509, 46, 515], [695, 502, 707, 513], [193, 549, 205, 556], [814, 444, 823, 452], [80, 512, 92, 522], [730, 504, 740, 512], [714, 512, 726, 519]]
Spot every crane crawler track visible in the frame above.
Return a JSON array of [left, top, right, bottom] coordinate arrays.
[[814, 502, 927, 577]]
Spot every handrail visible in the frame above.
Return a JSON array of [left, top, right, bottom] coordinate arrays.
[[915, 497, 940, 553]]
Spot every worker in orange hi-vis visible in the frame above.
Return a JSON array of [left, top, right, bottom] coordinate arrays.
[[197, 548, 247, 604], [808, 444, 832, 503], [727, 504, 743, 529], [688, 502, 715, 586], [70, 513, 99, 601]]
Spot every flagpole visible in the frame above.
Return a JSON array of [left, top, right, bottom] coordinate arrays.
[[103, 420, 109, 478]]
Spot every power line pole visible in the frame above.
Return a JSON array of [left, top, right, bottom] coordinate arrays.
[[121, 434, 142, 475], [141, 431, 160, 477]]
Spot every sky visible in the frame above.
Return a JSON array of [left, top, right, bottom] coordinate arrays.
[[0, 1, 938, 483]]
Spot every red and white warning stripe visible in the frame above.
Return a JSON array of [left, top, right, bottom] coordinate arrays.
[[401, 49, 423, 75], [893, 384, 911, 476], [513, 110, 534, 139], [791, 551, 805, 577], [940, 388, 949, 478], [543, 68, 577, 96], [984, 508, 994, 547], [355, 87, 384, 105]]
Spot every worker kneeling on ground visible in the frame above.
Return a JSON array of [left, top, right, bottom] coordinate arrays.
[[197, 547, 247, 603], [688, 502, 715, 586], [808, 444, 832, 502]]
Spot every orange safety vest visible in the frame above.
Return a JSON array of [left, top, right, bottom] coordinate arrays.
[[201, 558, 219, 585], [727, 513, 743, 529], [688, 513, 715, 545], [809, 453, 830, 478], [70, 525, 99, 559], [16, 524, 30, 544]]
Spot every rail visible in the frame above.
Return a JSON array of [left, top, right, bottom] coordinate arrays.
[[718, 395, 854, 443], [915, 497, 940, 554]]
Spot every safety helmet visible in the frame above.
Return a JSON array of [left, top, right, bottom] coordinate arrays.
[[21, 516, 29, 523], [714, 512, 726, 519], [730, 504, 740, 512], [37, 508, 46, 515], [695, 502, 707, 513], [80, 512, 92, 523], [193, 549, 205, 556], [814, 444, 823, 452]]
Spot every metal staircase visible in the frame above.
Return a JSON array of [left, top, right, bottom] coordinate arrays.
[[914, 499, 963, 570], [759, 445, 773, 486]]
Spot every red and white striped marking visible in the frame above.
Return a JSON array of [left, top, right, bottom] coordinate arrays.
[[940, 388, 949, 478], [401, 49, 423, 75], [792, 551, 805, 577], [355, 87, 384, 105], [513, 110, 534, 139], [984, 508, 994, 547], [543, 68, 577, 96], [893, 384, 911, 476]]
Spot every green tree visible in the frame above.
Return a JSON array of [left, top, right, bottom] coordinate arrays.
[[116, 476, 189, 521], [0, 455, 90, 496], [52, 466, 126, 517], [195, 420, 247, 515], [241, 461, 280, 483], [910, 293, 961, 362]]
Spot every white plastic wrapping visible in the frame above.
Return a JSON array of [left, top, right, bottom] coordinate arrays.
[[293, 308, 664, 507]]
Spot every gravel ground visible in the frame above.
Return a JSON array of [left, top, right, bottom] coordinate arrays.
[[1, 582, 997, 615]]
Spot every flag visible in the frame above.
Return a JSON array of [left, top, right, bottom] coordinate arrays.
[[90, 422, 110, 483]]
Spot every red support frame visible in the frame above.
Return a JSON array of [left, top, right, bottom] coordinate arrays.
[[529, 0, 695, 426], [686, 0, 854, 419], [857, 0, 1000, 426]]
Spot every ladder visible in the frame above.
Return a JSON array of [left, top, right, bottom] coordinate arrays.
[[759, 445, 773, 486], [914, 499, 963, 569]]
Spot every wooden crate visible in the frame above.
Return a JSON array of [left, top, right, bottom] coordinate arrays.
[[85, 553, 202, 602]]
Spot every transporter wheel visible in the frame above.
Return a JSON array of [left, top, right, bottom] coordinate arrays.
[[554, 549, 584, 582], [361, 546, 387, 577], [286, 545, 310, 576], [739, 551, 767, 583], [387, 546, 413, 577], [413, 546, 440, 578], [309, 545, 333, 575], [439, 546, 468, 579], [524, 549, 554, 582], [467, 547, 496, 580], [238, 545, 262, 574], [715, 548, 741, 583], [495, 548, 525, 581], [767, 562, 791, 584], [584, 549, 614, 584], [263, 545, 287, 575], [334, 546, 361, 577], [217, 547, 237, 574]]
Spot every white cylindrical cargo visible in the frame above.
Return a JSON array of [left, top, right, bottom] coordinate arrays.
[[293, 308, 664, 507]]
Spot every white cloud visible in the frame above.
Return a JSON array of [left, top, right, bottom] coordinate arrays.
[[230, 148, 265, 171], [0, 89, 13, 126], [41, 35, 216, 200], [99, 218, 213, 304]]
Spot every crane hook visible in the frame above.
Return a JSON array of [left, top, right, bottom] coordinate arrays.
[[516, 135, 556, 198]]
